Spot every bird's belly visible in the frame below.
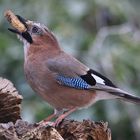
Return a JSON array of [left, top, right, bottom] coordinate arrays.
[[44, 84, 97, 110]]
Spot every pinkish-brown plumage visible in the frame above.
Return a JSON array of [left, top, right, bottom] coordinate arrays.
[[24, 40, 97, 110], [7, 15, 140, 125]]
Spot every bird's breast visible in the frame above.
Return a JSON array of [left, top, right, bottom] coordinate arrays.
[[24, 59, 55, 93]]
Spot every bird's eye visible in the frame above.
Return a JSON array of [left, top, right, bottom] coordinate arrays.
[[32, 26, 42, 34]]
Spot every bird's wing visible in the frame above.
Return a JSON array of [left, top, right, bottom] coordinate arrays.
[[47, 52, 140, 103], [47, 52, 116, 89]]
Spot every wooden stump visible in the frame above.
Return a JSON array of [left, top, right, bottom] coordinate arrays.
[[0, 77, 111, 140]]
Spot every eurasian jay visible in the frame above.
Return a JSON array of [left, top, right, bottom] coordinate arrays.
[[7, 15, 140, 125]]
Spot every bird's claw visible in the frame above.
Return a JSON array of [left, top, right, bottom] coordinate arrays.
[[53, 117, 64, 127], [36, 120, 55, 128]]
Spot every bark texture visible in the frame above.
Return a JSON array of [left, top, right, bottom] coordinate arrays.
[[0, 77, 111, 140]]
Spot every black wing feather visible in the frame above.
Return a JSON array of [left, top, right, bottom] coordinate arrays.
[[80, 69, 116, 88]]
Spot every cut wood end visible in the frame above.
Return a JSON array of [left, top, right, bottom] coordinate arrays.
[[0, 77, 23, 99], [0, 77, 23, 123], [4, 9, 27, 32]]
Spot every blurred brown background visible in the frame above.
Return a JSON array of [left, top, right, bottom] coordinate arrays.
[[0, 0, 140, 139]]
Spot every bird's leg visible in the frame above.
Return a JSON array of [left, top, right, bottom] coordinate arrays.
[[42, 113, 57, 122], [54, 107, 77, 127], [38, 109, 58, 126]]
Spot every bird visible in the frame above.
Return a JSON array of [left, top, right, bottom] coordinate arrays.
[[7, 15, 140, 126]]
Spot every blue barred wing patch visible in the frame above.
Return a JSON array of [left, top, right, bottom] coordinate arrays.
[[56, 75, 90, 89]]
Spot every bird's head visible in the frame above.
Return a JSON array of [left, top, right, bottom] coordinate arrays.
[[8, 15, 59, 56]]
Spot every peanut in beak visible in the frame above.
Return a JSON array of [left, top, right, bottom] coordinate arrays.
[[5, 10, 33, 43], [4, 10, 27, 32]]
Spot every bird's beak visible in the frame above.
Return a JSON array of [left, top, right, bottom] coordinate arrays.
[[8, 15, 33, 43]]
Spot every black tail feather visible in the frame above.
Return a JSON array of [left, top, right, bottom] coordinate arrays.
[[90, 84, 140, 104], [109, 92, 140, 104]]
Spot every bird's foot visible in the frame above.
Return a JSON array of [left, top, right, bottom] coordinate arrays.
[[36, 117, 63, 128], [36, 108, 77, 127], [36, 113, 57, 127], [53, 107, 77, 127], [53, 115, 65, 127], [36, 120, 55, 127]]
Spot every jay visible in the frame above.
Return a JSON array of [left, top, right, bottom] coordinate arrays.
[[7, 15, 140, 125]]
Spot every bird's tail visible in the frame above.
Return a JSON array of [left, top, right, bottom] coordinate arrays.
[[109, 90, 140, 104], [90, 84, 140, 104]]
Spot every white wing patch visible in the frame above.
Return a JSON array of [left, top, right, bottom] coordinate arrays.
[[91, 74, 105, 85]]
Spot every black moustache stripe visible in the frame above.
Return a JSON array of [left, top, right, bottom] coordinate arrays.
[[22, 31, 33, 44]]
